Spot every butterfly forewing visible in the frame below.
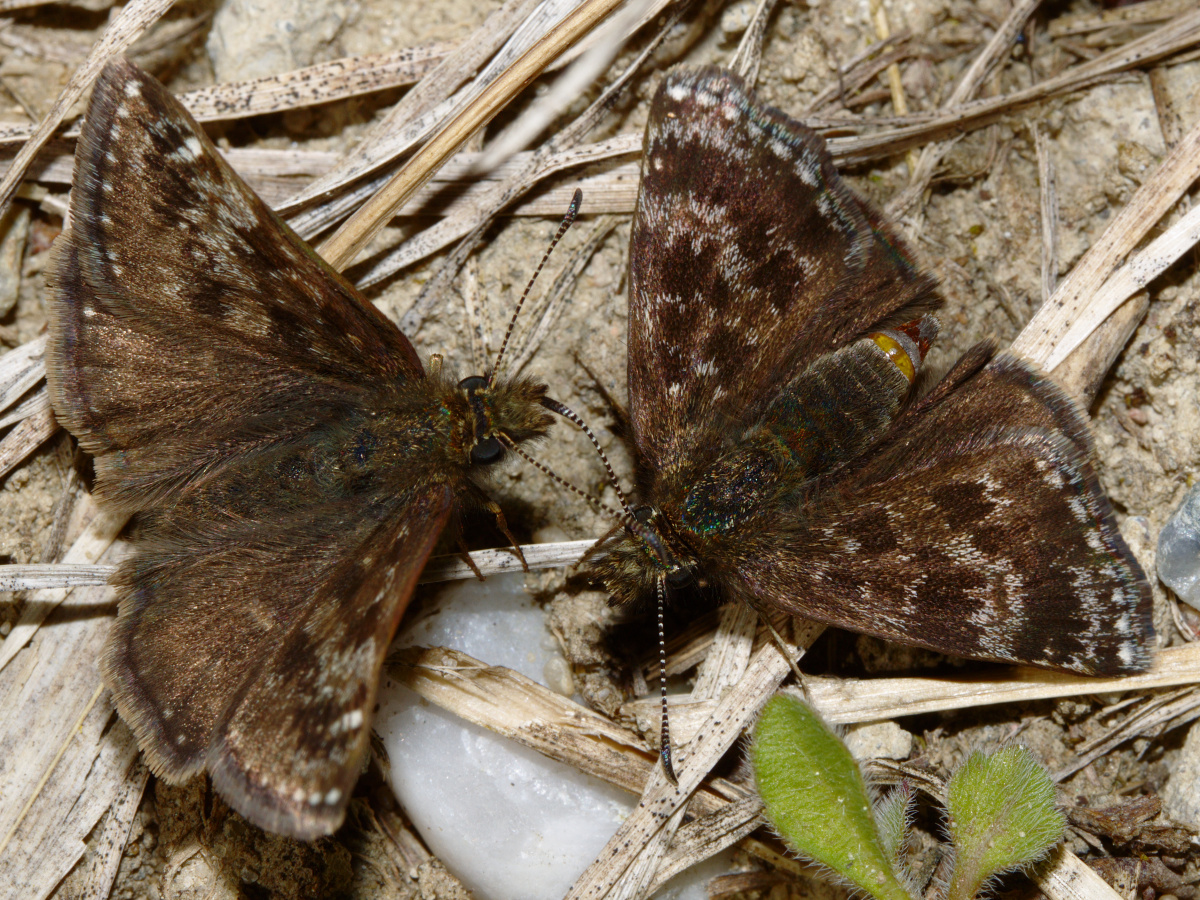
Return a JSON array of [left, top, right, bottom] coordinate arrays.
[[627, 67, 937, 491], [48, 59, 424, 511]]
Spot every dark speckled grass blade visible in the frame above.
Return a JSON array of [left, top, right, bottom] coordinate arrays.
[[593, 66, 1153, 677], [46, 58, 554, 840]]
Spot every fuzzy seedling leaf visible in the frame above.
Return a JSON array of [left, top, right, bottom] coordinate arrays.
[[944, 745, 1066, 900], [753, 694, 913, 900], [875, 781, 915, 865]]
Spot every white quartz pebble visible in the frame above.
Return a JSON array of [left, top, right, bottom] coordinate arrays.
[[377, 573, 728, 899]]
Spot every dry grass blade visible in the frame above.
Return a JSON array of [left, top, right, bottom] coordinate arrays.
[[1040, 200, 1200, 371], [868, 0, 910, 134], [0, 408, 56, 481], [0, 538, 597, 593], [885, 0, 1040, 217], [1036, 123, 1060, 304], [73, 760, 150, 900], [1048, 0, 1194, 38], [827, 9, 1200, 166], [0, 0, 176, 221], [178, 45, 451, 122], [0, 498, 125, 673], [798, 644, 1200, 724], [419, 538, 593, 581], [0, 564, 116, 590], [283, 0, 543, 211], [0, 684, 106, 857], [729, 0, 778, 85], [689, 603, 757, 702], [1050, 290, 1150, 407], [0, 336, 46, 413], [318, 0, 627, 271], [645, 797, 765, 894], [0, 388, 50, 431], [1012, 111, 1200, 369], [1040, 850, 1127, 900]]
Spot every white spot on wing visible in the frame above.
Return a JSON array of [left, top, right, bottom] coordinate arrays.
[[665, 82, 690, 103]]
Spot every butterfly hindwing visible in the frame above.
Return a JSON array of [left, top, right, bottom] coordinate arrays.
[[108, 483, 452, 837], [734, 352, 1152, 675], [205, 485, 452, 838]]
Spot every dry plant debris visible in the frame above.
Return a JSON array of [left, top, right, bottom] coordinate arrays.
[[0, 1, 1198, 899]]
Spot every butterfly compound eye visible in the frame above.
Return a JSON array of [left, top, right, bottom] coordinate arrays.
[[665, 566, 694, 590], [470, 436, 504, 465], [458, 375, 488, 393], [458, 375, 503, 463]]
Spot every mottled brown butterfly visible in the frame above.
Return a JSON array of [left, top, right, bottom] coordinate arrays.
[[47, 58, 556, 839], [593, 67, 1153, 696]]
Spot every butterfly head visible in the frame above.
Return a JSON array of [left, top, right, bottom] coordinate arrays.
[[452, 372, 554, 467], [590, 504, 703, 607]]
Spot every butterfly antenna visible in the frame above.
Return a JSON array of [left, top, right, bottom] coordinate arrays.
[[540, 397, 636, 520], [489, 188, 583, 386], [496, 434, 627, 526], [657, 577, 678, 785], [542, 399, 679, 578]]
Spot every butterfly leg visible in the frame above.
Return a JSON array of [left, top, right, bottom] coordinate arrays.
[[446, 516, 486, 581], [487, 501, 530, 572], [574, 353, 632, 442]]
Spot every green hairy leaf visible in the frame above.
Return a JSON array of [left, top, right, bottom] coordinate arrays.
[[753, 694, 913, 900], [944, 745, 1066, 900]]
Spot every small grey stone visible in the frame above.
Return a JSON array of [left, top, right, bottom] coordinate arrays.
[[1157, 484, 1200, 608], [206, 0, 349, 83], [842, 721, 913, 761]]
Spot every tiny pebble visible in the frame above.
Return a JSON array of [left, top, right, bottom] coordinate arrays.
[[1157, 484, 1200, 609]]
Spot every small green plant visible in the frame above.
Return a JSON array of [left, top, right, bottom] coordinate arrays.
[[752, 694, 1065, 900]]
